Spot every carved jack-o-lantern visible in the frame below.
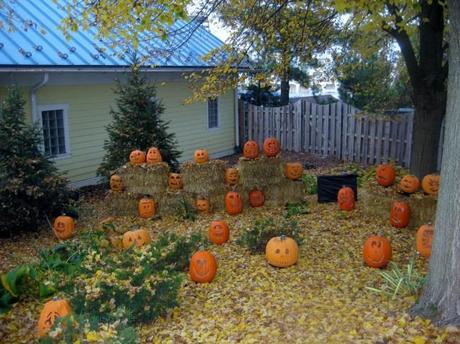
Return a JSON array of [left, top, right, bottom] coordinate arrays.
[[146, 147, 162, 164], [37, 298, 72, 337], [208, 220, 230, 245], [225, 168, 239, 186], [196, 197, 210, 214], [225, 191, 243, 215], [421, 174, 440, 196], [194, 149, 209, 164], [53, 215, 75, 240], [416, 224, 434, 258], [138, 198, 156, 218], [399, 175, 420, 194], [285, 162, 303, 180], [129, 150, 146, 165], [168, 173, 183, 190], [337, 186, 355, 211], [189, 250, 218, 283], [363, 235, 392, 268], [110, 174, 123, 192], [243, 140, 259, 159], [249, 188, 265, 208], [265, 235, 298, 268], [122, 229, 152, 249], [263, 137, 281, 158], [390, 201, 411, 228], [375, 164, 396, 187]]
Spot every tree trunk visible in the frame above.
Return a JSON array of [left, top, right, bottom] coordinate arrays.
[[280, 69, 290, 106], [411, 0, 460, 326]]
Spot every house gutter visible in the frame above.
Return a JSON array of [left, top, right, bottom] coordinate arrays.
[[30, 73, 49, 124]]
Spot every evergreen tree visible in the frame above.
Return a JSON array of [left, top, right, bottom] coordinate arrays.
[[98, 66, 181, 178], [0, 87, 73, 236]]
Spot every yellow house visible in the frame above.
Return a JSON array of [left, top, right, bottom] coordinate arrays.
[[0, 1, 239, 187]]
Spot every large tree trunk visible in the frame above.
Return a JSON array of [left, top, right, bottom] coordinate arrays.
[[280, 68, 290, 106], [411, 0, 460, 326]]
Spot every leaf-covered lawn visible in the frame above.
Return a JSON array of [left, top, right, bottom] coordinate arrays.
[[1, 182, 459, 343]]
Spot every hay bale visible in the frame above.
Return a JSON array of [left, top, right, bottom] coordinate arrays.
[[264, 180, 305, 206], [105, 191, 138, 216], [157, 190, 195, 216], [239, 156, 284, 189], [116, 163, 169, 194], [181, 160, 226, 194]]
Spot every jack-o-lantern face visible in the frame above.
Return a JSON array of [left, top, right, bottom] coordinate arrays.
[[243, 140, 259, 159], [337, 186, 355, 211], [375, 164, 396, 187], [285, 162, 303, 180], [208, 220, 230, 245], [196, 198, 210, 214], [194, 149, 209, 164], [138, 198, 156, 218], [37, 298, 72, 337], [168, 173, 183, 190], [129, 150, 146, 165], [249, 188, 264, 208], [399, 175, 420, 193], [390, 201, 411, 228], [189, 251, 218, 283], [122, 229, 152, 249], [110, 174, 123, 192], [363, 235, 392, 268], [225, 191, 243, 215], [416, 224, 434, 258], [265, 235, 298, 268], [225, 168, 239, 186], [421, 174, 440, 196], [53, 215, 75, 240], [263, 137, 280, 158], [146, 147, 162, 164]]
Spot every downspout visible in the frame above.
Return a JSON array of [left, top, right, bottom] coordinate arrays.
[[234, 88, 240, 148], [31, 73, 49, 124]]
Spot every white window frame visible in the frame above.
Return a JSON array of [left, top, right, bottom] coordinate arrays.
[[37, 104, 71, 160], [207, 97, 220, 130]]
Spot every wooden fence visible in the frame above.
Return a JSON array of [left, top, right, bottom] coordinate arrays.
[[239, 99, 426, 167]]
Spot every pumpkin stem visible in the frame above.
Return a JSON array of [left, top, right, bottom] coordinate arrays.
[[280, 235, 286, 241]]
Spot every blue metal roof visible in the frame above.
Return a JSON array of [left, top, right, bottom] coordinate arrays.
[[0, 0, 225, 69]]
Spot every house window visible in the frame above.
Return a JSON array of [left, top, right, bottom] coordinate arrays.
[[207, 97, 219, 129], [39, 105, 70, 158]]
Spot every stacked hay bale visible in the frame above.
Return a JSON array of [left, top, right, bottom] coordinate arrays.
[[105, 190, 138, 216]]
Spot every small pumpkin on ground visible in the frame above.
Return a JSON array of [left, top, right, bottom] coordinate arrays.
[[263, 137, 281, 157], [225, 190, 243, 215], [249, 188, 265, 208], [399, 175, 420, 193], [129, 149, 146, 165], [285, 162, 303, 180], [168, 173, 183, 190], [390, 201, 411, 228], [208, 220, 230, 245], [196, 197, 210, 214], [243, 140, 259, 159], [265, 235, 299, 268], [363, 235, 392, 268], [416, 224, 434, 258], [189, 250, 218, 283], [375, 164, 396, 187], [138, 198, 156, 218], [225, 168, 239, 186], [194, 149, 209, 164], [37, 298, 72, 337], [146, 147, 162, 164], [53, 215, 75, 240], [337, 186, 355, 211], [109, 174, 124, 192], [421, 174, 440, 196], [122, 229, 152, 249]]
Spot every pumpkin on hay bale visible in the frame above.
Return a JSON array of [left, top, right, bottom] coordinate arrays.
[[238, 156, 284, 189], [181, 159, 226, 194], [115, 162, 169, 195]]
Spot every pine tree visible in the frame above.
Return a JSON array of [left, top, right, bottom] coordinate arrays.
[[0, 87, 73, 236], [98, 66, 181, 178]]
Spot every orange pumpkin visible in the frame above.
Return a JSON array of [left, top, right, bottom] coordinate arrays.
[[399, 175, 420, 193], [421, 174, 440, 196], [285, 162, 303, 180], [390, 201, 411, 228], [196, 197, 210, 214], [194, 149, 209, 164], [225, 191, 243, 215], [122, 229, 152, 248], [249, 188, 265, 208], [53, 215, 75, 240], [138, 198, 156, 218], [146, 147, 162, 164], [337, 186, 355, 211], [37, 298, 72, 337], [110, 174, 123, 192], [129, 149, 146, 164], [225, 168, 239, 186], [363, 235, 392, 268], [189, 250, 218, 283], [168, 173, 183, 190], [243, 140, 259, 159], [375, 164, 396, 187], [263, 137, 281, 157], [416, 224, 434, 258], [265, 235, 299, 268], [208, 220, 230, 245]]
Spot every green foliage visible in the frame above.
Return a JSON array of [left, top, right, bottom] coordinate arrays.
[[366, 259, 425, 299], [284, 201, 309, 218], [0, 86, 74, 236], [237, 218, 303, 254], [179, 197, 197, 221], [302, 174, 318, 195], [97, 65, 181, 178]]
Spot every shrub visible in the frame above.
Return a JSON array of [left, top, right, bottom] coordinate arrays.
[[302, 174, 317, 194], [284, 201, 309, 218]]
